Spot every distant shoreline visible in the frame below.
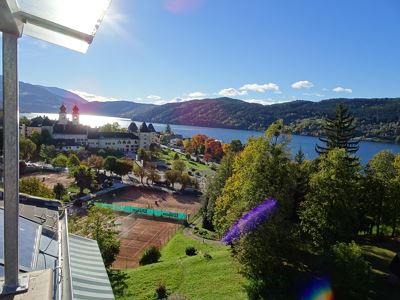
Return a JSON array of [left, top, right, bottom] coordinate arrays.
[[22, 111, 398, 146]]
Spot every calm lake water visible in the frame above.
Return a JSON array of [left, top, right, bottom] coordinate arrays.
[[23, 112, 400, 165]]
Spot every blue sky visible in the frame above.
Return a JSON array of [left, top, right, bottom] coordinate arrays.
[[4, 0, 400, 105]]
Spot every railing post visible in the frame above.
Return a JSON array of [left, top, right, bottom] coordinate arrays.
[[2, 32, 21, 291]]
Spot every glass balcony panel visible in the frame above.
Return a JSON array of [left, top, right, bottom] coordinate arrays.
[[23, 22, 90, 53], [17, 0, 111, 36]]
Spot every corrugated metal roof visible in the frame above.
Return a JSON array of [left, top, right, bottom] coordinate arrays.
[[68, 234, 114, 300]]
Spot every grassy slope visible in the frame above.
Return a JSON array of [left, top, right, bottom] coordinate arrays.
[[360, 238, 400, 300], [118, 232, 246, 300], [160, 149, 211, 172]]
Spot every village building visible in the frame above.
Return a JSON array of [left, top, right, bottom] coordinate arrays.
[[22, 104, 159, 153]]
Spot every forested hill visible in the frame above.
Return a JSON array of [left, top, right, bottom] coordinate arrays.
[[130, 97, 400, 143]]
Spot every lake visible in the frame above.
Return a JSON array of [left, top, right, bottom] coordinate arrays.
[[22, 112, 400, 165]]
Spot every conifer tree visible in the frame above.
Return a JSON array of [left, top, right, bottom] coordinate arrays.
[[315, 103, 359, 156]]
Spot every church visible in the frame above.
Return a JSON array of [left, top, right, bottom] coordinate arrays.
[[21, 104, 158, 153]]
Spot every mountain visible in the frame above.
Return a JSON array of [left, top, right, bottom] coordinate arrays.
[[0, 78, 398, 142], [0, 76, 155, 117], [131, 97, 400, 129], [130, 97, 400, 143]]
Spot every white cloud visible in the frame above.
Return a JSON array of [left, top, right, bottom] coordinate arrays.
[[244, 98, 292, 106], [146, 95, 162, 100], [332, 86, 352, 93], [187, 91, 207, 98], [69, 90, 118, 102], [239, 83, 280, 93], [291, 80, 314, 89], [218, 88, 248, 97]]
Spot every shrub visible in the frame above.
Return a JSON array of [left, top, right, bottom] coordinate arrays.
[[185, 246, 197, 256], [245, 278, 268, 300], [139, 246, 161, 266], [155, 282, 167, 299], [203, 253, 212, 260], [193, 227, 219, 240], [324, 241, 371, 299]]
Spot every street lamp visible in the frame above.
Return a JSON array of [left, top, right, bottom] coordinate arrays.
[[0, 0, 111, 294]]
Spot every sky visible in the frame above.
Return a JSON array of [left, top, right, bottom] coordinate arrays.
[[2, 0, 400, 105]]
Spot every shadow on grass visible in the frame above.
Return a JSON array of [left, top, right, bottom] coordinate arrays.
[[358, 237, 400, 300], [108, 269, 132, 298]]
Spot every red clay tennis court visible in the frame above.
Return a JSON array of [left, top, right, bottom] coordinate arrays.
[[96, 186, 201, 269], [112, 213, 180, 269]]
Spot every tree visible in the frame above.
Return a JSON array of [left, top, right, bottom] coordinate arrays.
[[316, 103, 359, 157], [183, 139, 193, 153], [222, 143, 230, 154], [172, 160, 186, 173], [87, 155, 104, 172], [20, 138, 37, 160], [99, 122, 122, 132], [137, 148, 149, 162], [390, 155, 400, 236], [173, 153, 180, 160], [53, 183, 66, 200], [52, 154, 68, 168], [165, 170, 180, 189], [82, 206, 120, 268], [146, 167, 160, 184], [20, 177, 55, 199], [20, 116, 30, 125], [179, 173, 192, 190], [67, 153, 81, 168], [104, 156, 118, 175], [115, 159, 133, 176], [294, 147, 305, 164], [213, 120, 296, 284], [73, 166, 96, 194], [133, 163, 146, 184], [41, 129, 52, 145], [204, 138, 223, 162], [363, 150, 397, 236], [191, 134, 208, 154], [40, 145, 56, 163], [230, 139, 243, 153], [202, 152, 235, 230], [300, 148, 361, 249], [165, 124, 172, 134], [30, 131, 42, 147]]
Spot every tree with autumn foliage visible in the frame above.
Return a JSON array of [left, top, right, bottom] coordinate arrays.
[[191, 134, 208, 154], [204, 138, 223, 162]]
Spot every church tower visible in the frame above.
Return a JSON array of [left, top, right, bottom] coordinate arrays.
[[58, 103, 68, 125], [72, 105, 80, 125]]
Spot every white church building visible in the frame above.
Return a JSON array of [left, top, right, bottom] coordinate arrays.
[[22, 104, 159, 153]]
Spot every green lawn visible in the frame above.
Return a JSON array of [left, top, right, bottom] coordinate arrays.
[[115, 232, 247, 300], [360, 238, 400, 300], [160, 149, 211, 172]]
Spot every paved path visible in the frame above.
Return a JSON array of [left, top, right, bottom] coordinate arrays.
[[182, 227, 224, 246]]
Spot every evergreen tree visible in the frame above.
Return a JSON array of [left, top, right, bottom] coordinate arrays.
[[316, 103, 359, 156], [165, 124, 172, 134]]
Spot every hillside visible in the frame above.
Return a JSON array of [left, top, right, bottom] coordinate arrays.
[[0, 76, 155, 117], [131, 97, 400, 143], [1, 78, 399, 142], [115, 232, 246, 300]]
